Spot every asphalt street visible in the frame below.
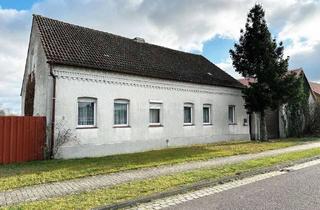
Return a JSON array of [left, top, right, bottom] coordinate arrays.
[[166, 163, 320, 210]]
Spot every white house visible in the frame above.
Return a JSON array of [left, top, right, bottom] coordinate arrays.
[[21, 15, 250, 159]]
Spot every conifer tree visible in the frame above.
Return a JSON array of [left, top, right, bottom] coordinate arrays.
[[230, 4, 297, 140]]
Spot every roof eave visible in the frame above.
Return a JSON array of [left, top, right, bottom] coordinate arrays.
[[48, 61, 245, 90]]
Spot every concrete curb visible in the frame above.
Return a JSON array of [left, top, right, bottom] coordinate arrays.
[[93, 155, 320, 210]]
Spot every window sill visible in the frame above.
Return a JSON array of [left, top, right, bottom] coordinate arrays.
[[113, 125, 131, 128], [184, 124, 195, 127], [149, 124, 163, 128], [228, 123, 237, 125], [203, 123, 213, 126], [76, 126, 98, 129]]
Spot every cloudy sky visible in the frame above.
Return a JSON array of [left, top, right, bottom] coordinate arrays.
[[0, 0, 319, 113]]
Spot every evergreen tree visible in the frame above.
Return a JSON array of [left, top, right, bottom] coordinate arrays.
[[230, 4, 297, 141]]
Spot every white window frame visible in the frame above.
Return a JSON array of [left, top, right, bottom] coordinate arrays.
[[77, 97, 97, 128], [228, 105, 236, 124], [184, 103, 194, 126], [149, 102, 162, 126], [114, 99, 129, 127], [203, 104, 212, 125]]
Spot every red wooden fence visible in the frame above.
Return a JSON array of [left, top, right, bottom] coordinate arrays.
[[0, 116, 46, 164]]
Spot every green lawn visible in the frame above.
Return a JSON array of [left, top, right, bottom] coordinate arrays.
[[6, 147, 320, 210], [0, 137, 317, 191]]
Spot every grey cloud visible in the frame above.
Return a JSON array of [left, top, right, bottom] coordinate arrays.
[[0, 9, 30, 113], [289, 42, 320, 81], [0, 0, 319, 113]]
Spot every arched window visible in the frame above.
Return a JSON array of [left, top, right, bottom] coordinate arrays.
[[77, 97, 97, 127], [114, 99, 129, 126]]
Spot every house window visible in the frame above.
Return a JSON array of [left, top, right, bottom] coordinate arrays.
[[184, 103, 194, 125], [228, 105, 236, 124], [203, 104, 211, 124], [243, 118, 248, 126], [114, 99, 129, 126], [149, 102, 162, 126], [78, 98, 97, 127]]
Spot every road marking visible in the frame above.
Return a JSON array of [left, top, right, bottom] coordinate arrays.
[[128, 159, 320, 210], [285, 158, 320, 171]]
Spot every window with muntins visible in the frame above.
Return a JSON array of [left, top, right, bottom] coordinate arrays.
[[78, 98, 97, 127], [149, 103, 162, 125], [228, 105, 236, 124], [114, 99, 129, 126], [203, 104, 211, 124], [184, 103, 193, 125]]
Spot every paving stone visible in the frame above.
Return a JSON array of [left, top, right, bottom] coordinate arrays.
[[1, 142, 320, 207]]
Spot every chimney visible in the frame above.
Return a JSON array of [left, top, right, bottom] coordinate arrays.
[[133, 37, 145, 43]]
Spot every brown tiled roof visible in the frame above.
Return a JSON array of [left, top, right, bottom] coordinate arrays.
[[33, 15, 243, 89], [310, 82, 320, 95]]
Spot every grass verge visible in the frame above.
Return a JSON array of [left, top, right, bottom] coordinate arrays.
[[0, 138, 315, 191], [5, 147, 320, 210]]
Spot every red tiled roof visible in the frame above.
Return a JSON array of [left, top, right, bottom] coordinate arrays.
[[310, 82, 320, 95], [288, 68, 304, 78], [238, 78, 256, 87], [238, 68, 304, 87], [237, 69, 318, 101]]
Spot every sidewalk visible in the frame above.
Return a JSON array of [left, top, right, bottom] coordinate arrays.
[[1, 141, 320, 206]]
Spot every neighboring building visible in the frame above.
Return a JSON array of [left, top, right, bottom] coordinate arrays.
[[21, 15, 250, 159], [239, 68, 316, 139], [310, 82, 320, 101]]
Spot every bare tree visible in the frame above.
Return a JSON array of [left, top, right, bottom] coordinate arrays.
[[51, 120, 79, 158]]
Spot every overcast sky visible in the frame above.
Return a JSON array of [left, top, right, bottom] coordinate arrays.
[[0, 0, 319, 113]]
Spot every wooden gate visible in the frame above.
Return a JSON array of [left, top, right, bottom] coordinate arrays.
[[0, 116, 46, 164]]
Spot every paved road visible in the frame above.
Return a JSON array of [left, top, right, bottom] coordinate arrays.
[[166, 163, 320, 210]]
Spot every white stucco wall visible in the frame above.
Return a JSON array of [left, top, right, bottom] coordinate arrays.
[[22, 21, 49, 116], [53, 66, 250, 159], [21, 20, 53, 145]]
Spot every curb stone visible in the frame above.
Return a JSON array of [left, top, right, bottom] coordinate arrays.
[[93, 155, 320, 210]]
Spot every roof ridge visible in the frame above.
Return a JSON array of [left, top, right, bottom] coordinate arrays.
[[32, 14, 201, 57]]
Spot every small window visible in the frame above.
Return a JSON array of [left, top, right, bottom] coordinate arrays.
[[78, 98, 97, 127], [203, 104, 211, 125], [228, 105, 236, 124], [114, 99, 129, 126], [184, 103, 194, 125], [243, 118, 248, 126], [149, 103, 162, 126]]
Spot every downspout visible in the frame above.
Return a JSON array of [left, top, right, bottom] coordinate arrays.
[[49, 64, 56, 159]]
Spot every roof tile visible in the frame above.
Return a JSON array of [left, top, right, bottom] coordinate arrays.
[[33, 15, 243, 89]]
